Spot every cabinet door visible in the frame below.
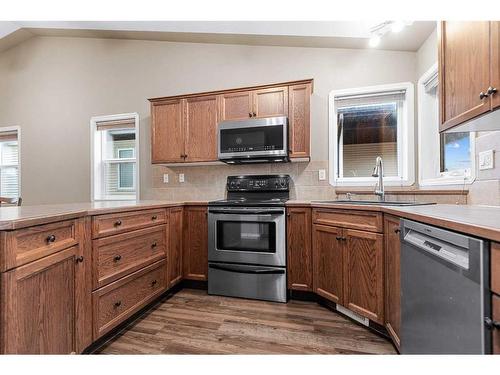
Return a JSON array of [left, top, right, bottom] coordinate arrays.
[[252, 86, 288, 118], [493, 294, 500, 354], [0, 247, 79, 354], [288, 84, 311, 158], [151, 99, 185, 163], [439, 21, 491, 131], [491, 22, 500, 110], [312, 224, 344, 303], [183, 206, 208, 281], [218, 91, 252, 121], [344, 229, 384, 324], [384, 215, 401, 350], [287, 207, 312, 291], [184, 95, 219, 162], [168, 207, 183, 287]]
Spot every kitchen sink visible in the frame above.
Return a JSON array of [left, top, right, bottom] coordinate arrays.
[[312, 200, 436, 207]]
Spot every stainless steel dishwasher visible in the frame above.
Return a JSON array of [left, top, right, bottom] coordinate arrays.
[[400, 219, 491, 354]]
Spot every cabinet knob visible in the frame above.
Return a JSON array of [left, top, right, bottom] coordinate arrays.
[[336, 236, 342, 241], [114, 301, 122, 308], [252, 112, 256, 117], [114, 220, 122, 227], [46, 234, 56, 243], [114, 255, 122, 262], [487, 86, 498, 96], [479, 91, 489, 100], [75, 256, 84, 263], [151, 242, 158, 249], [151, 215, 158, 221], [395, 228, 401, 234], [249, 112, 253, 117], [484, 317, 500, 330], [151, 280, 158, 286]]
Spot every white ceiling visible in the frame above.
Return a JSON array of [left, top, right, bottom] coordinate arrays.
[[0, 21, 436, 52]]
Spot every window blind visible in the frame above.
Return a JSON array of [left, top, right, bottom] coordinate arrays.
[[96, 118, 135, 131], [0, 130, 20, 199], [335, 90, 406, 108]]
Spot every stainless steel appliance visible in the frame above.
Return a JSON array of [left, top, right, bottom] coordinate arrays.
[[400, 219, 491, 354], [208, 174, 290, 302], [217, 116, 289, 164]]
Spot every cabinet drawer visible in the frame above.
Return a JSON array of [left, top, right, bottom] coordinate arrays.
[[93, 225, 168, 289], [312, 209, 383, 233], [0, 219, 78, 271], [92, 259, 167, 339], [92, 208, 167, 238]]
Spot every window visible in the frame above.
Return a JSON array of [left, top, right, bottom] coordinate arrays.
[[0, 127, 20, 199], [329, 83, 415, 186], [91, 114, 139, 201], [418, 63, 475, 186]]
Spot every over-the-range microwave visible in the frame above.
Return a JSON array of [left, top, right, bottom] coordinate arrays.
[[217, 116, 289, 164]]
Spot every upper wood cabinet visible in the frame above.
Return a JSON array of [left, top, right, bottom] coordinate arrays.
[[384, 215, 401, 350], [286, 207, 312, 291], [183, 206, 208, 281], [184, 95, 219, 162], [151, 99, 184, 163], [149, 79, 313, 163], [439, 21, 500, 131], [491, 22, 500, 110]]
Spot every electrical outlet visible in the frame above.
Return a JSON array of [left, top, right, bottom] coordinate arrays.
[[179, 173, 185, 183], [163, 174, 169, 184], [318, 169, 326, 181], [479, 150, 494, 170]]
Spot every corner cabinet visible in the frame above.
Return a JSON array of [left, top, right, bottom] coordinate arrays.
[[286, 207, 313, 291], [183, 205, 208, 281], [149, 79, 313, 163], [439, 21, 500, 131], [168, 207, 183, 287]]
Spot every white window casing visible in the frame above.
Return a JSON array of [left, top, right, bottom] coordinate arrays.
[[0, 126, 21, 199], [90, 113, 140, 201], [329, 82, 415, 187]]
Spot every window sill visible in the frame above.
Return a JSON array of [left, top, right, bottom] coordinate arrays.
[[418, 176, 475, 187], [334, 188, 469, 196], [331, 177, 415, 187], [94, 196, 137, 201]]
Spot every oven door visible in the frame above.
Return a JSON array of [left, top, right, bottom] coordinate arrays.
[[208, 207, 286, 267], [217, 116, 288, 161]]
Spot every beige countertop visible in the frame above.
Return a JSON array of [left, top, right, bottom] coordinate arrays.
[[287, 200, 500, 242]]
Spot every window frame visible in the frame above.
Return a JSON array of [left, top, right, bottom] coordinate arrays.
[[90, 113, 140, 201], [328, 82, 415, 187], [0, 126, 21, 199], [417, 63, 476, 186]]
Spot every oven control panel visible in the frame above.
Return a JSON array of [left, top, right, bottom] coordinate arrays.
[[226, 175, 290, 191]]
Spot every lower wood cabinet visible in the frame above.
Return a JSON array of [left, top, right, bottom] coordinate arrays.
[[168, 207, 183, 287], [183, 206, 208, 281], [1, 246, 81, 354], [287, 207, 313, 291], [493, 294, 500, 354], [312, 224, 344, 303], [384, 215, 401, 350], [92, 259, 167, 339], [312, 215, 384, 324]]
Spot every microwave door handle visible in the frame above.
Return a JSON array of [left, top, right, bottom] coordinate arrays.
[[209, 264, 285, 275], [209, 209, 284, 215]]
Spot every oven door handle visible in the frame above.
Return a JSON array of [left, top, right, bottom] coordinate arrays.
[[209, 263, 285, 275], [209, 209, 284, 215]]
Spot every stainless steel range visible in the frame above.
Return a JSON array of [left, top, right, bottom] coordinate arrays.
[[207, 174, 290, 303]]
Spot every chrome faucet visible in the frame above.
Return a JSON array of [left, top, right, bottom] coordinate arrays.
[[372, 156, 385, 202]]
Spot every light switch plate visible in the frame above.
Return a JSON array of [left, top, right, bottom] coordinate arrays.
[[179, 173, 185, 183], [318, 169, 326, 181], [479, 150, 494, 170], [163, 174, 169, 184]]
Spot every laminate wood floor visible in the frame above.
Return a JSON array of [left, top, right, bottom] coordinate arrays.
[[96, 289, 396, 354]]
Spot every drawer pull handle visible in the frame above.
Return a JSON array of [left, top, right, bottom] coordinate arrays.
[[46, 234, 56, 243], [75, 256, 84, 263], [151, 215, 158, 221], [151, 280, 158, 286], [151, 242, 158, 249], [335, 236, 342, 241], [114, 301, 122, 308], [114, 255, 122, 262], [114, 220, 122, 227], [395, 228, 401, 234]]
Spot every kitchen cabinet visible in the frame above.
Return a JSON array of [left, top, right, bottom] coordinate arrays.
[[168, 207, 183, 287], [183, 95, 219, 162], [493, 294, 500, 354], [439, 21, 500, 131], [286, 207, 313, 291], [151, 99, 184, 163], [183, 206, 208, 281], [149, 79, 313, 163], [343, 229, 384, 324], [312, 208, 384, 324], [288, 84, 311, 158], [384, 215, 401, 350], [492, 22, 500, 110], [312, 224, 344, 303]]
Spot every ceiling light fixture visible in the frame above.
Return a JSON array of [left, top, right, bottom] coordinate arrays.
[[391, 21, 405, 33], [368, 21, 413, 48], [369, 34, 381, 47]]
